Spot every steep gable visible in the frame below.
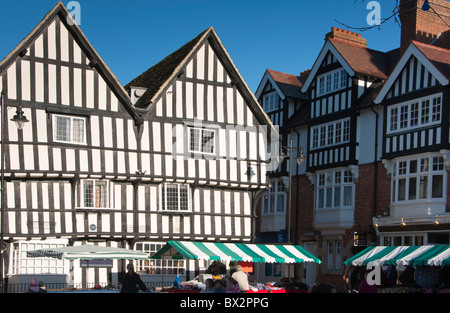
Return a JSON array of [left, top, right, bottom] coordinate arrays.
[[126, 27, 275, 130], [0, 2, 137, 119], [374, 41, 450, 103]]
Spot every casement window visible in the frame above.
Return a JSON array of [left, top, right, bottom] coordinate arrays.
[[317, 68, 347, 97], [262, 92, 280, 112], [134, 242, 185, 276], [53, 114, 86, 144], [79, 179, 113, 209], [160, 183, 190, 211], [310, 118, 350, 150], [391, 154, 445, 203], [387, 94, 442, 133], [316, 169, 353, 210], [262, 180, 286, 215], [189, 127, 215, 155]]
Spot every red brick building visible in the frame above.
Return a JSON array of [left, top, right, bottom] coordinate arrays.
[[255, 0, 450, 291]]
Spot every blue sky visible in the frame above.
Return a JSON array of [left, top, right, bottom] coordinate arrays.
[[0, 0, 403, 92]]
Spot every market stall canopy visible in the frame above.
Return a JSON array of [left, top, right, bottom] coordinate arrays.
[[27, 245, 148, 260], [150, 241, 321, 264], [343, 245, 450, 267]]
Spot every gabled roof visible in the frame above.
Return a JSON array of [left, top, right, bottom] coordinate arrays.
[[329, 38, 394, 80], [301, 37, 398, 93], [255, 69, 308, 101], [374, 40, 450, 104], [0, 2, 138, 119], [125, 28, 209, 108], [126, 27, 276, 130]]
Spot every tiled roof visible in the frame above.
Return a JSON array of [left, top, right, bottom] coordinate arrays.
[[267, 69, 308, 100], [329, 37, 395, 80], [125, 28, 210, 108], [413, 40, 450, 80]]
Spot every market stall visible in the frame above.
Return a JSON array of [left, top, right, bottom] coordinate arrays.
[[150, 241, 321, 293], [342, 245, 450, 293]]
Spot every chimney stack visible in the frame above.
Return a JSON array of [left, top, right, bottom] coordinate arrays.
[[399, 0, 450, 53], [325, 27, 367, 48]]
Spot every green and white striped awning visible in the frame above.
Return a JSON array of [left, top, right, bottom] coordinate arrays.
[[27, 245, 148, 260], [343, 245, 450, 267], [150, 241, 321, 264]]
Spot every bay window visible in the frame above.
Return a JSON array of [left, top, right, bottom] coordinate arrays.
[[391, 154, 445, 203], [262, 180, 286, 215], [316, 168, 354, 210]]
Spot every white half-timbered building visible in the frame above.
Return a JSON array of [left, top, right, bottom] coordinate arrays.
[[0, 3, 275, 290], [373, 40, 450, 245]]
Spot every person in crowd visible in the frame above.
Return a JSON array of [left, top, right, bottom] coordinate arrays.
[[309, 283, 337, 293], [231, 265, 249, 292], [120, 263, 148, 293], [226, 277, 240, 293], [27, 278, 46, 293], [201, 278, 214, 293], [211, 279, 226, 293], [358, 269, 378, 293]]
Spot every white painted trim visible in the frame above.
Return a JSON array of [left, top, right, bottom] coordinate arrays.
[[301, 41, 355, 93], [374, 43, 449, 104]]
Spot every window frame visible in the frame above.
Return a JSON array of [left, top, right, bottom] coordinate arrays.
[[316, 68, 347, 97], [52, 114, 87, 145], [310, 118, 351, 150], [78, 179, 113, 210], [188, 126, 216, 156], [159, 183, 191, 212], [316, 168, 354, 210], [262, 180, 286, 216], [391, 154, 446, 204], [387, 93, 442, 134]]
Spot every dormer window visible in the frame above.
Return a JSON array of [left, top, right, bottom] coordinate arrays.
[[262, 92, 280, 112], [317, 68, 347, 97]]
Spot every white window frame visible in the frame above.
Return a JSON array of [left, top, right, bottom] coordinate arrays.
[[310, 118, 350, 150], [188, 127, 216, 155], [10, 240, 67, 275], [262, 180, 286, 215], [387, 93, 442, 134], [53, 114, 87, 145], [159, 183, 191, 212], [263, 92, 280, 112], [134, 242, 186, 276], [317, 68, 347, 97], [78, 179, 113, 209], [316, 168, 354, 210], [391, 154, 446, 204]]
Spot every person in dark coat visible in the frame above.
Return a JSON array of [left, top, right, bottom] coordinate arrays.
[[120, 263, 147, 293]]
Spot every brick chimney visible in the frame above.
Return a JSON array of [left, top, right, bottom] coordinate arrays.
[[400, 0, 450, 53], [325, 27, 367, 48]]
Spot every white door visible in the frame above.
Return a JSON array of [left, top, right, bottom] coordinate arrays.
[[303, 242, 318, 287]]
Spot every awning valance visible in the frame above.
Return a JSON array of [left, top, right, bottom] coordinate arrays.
[[150, 241, 321, 264], [343, 245, 450, 267], [27, 245, 148, 260]]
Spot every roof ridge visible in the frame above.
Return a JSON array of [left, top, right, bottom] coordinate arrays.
[[125, 27, 212, 108], [412, 40, 450, 52]]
